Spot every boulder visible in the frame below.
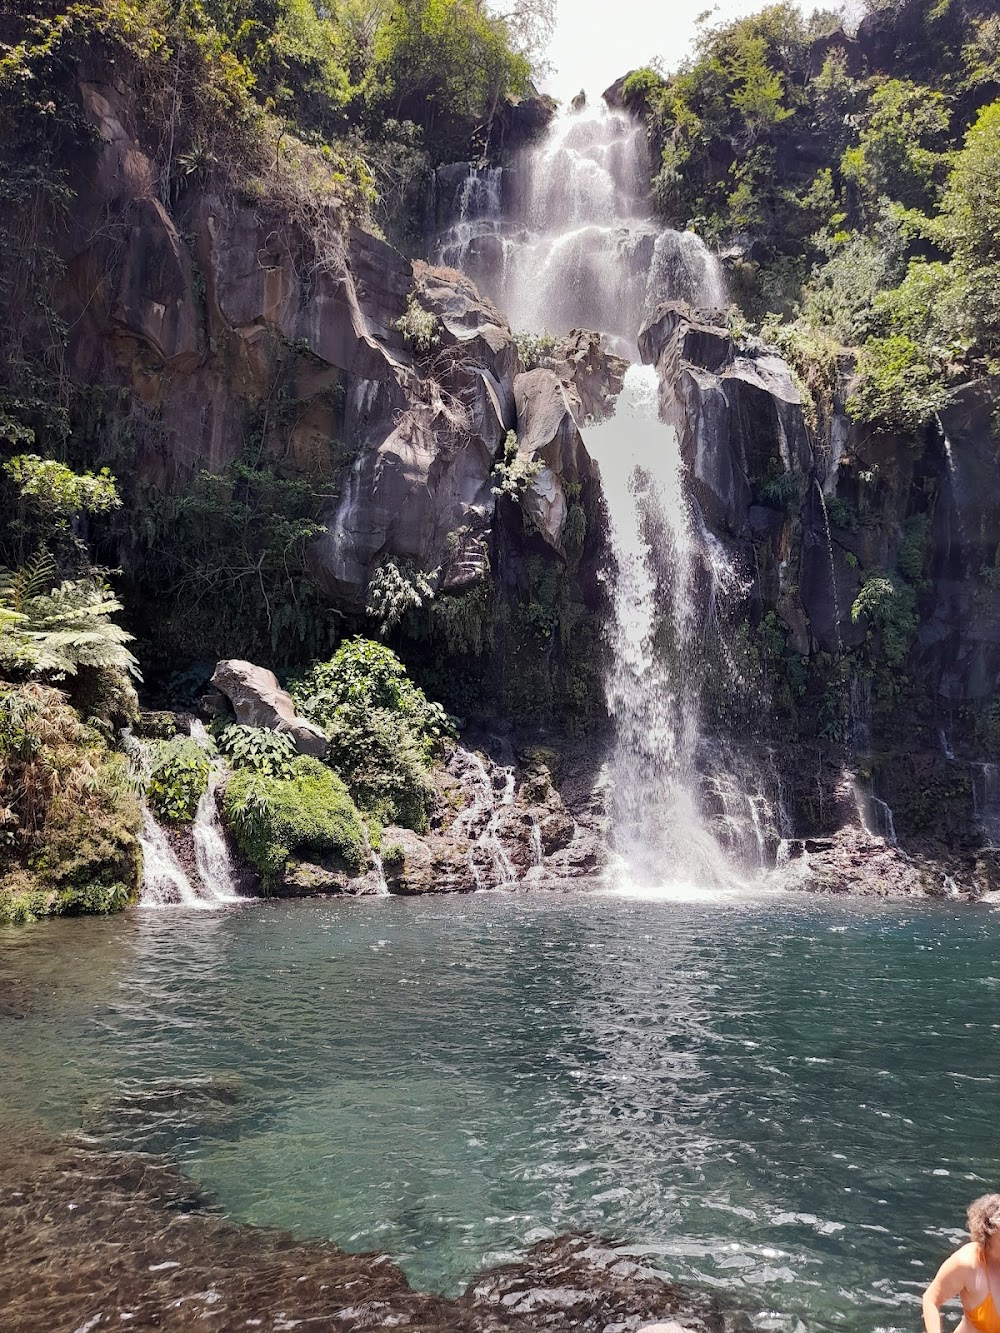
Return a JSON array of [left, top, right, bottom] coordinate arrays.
[[210, 660, 327, 758], [639, 301, 811, 536], [551, 329, 628, 423]]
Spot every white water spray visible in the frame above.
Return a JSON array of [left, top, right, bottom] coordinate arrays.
[[438, 101, 727, 349], [586, 367, 738, 889]]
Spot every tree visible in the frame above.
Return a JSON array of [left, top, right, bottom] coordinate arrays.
[[841, 78, 950, 217], [939, 99, 1000, 351]]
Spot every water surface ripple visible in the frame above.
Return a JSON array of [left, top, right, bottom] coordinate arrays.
[[3, 889, 999, 1331]]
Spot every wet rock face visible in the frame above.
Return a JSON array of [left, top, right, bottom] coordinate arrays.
[[639, 302, 810, 539], [551, 329, 629, 424], [57, 70, 601, 622], [514, 369, 598, 552], [0, 1123, 751, 1332], [377, 741, 607, 896], [210, 660, 327, 758]]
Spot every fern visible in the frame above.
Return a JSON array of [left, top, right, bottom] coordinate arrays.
[[0, 554, 140, 679], [365, 557, 435, 637]]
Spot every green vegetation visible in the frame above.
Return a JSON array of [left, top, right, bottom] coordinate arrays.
[[146, 735, 212, 822], [217, 723, 298, 777], [491, 430, 541, 502], [365, 558, 435, 637], [514, 330, 556, 371], [0, 446, 142, 921], [627, 0, 1000, 430], [223, 755, 369, 881], [0, 681, 141, 923], [394, 293, 441, 354], [291, 638, 454, 830], [134, 456, 340, 669]]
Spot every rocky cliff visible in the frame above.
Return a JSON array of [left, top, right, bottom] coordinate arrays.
[[639, 300, 1000, 895]]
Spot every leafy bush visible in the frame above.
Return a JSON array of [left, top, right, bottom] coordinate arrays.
[[0, 681, 141, 920], [382, 841, 406, 867], [147, 736, 212, 822], [394, 294, 440, 355], [291, 638, 454, 830], [851, 573, 918, 666], [137, 458, 337, 666], [492, 430, 541, 502], [938, 100, 1000, 355], [217, 724, 298, 777], [365, 557, 434, 637], [514, 330, 556, 371], [223, 755, 369, 881], [840, 78, 949, 218], [4, 455, 120, 517], [847, 334, 951, 431]]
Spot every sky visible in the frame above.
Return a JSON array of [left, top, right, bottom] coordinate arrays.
[[539, 0, 862, 103]]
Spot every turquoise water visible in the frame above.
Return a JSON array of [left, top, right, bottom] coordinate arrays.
[[3, 886, 999, 1330]]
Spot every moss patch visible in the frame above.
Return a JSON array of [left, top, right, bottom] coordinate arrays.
[[222, 756, 369, 884]]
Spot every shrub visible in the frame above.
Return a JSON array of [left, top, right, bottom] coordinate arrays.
[[492, 430, 541, 502], [382, 841, 406, 867], [0, 681, 141, 919], [223, 755, 369, 881], [217, 724, 298, 777], [847, 334, 951, 432], [514, 330, 556, 371], [4, 455, 120, 517], [365, 557, 434, 637], [291, 638, 453, 830], [147, 736, 212, 822], [394, 294, 440, 355], [851, 573, 918, 666]]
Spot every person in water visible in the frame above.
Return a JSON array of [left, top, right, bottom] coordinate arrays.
[[924, 1194, 1000, 1332]]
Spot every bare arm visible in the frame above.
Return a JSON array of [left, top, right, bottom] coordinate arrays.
[[923, 1250, 975, 1333]]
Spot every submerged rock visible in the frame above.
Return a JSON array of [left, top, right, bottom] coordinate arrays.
[[0, 1123, 754, 1332]]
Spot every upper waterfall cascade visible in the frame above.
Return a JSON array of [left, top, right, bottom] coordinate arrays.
[[437, 102, 727, 351]]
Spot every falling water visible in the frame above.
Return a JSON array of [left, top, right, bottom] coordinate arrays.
[[585, 367, 738, 888], [974, 763, 1000, 849], [452, 749, 518, 888], [437, 98, 760, 890], [138, 809, 205, 908], [138, 723, 246, 908], [191, 774, 245, 905], [437, 100, 727, 349]]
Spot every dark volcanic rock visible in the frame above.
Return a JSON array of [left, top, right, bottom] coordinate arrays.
[[0, 1123, 753, 1332]]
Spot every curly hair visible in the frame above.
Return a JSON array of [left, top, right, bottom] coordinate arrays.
[[968, 1195, 1000, 1249]]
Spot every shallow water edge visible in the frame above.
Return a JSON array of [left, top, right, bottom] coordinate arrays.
[[0, 1121, 745, 1332]]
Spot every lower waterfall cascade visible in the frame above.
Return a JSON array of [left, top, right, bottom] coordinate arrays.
[[137, 727, 246, 909]]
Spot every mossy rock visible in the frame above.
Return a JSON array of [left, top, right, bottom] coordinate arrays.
[[223, 756, 369, 883]]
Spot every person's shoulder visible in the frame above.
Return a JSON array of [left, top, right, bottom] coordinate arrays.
[[949, 1242, 981, 1272]]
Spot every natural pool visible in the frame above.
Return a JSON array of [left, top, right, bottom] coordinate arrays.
[[3, 885, 999, 1331]]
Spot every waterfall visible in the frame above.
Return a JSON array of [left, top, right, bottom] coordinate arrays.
[[585, 367, 738, 888], [435, 100, 773, 891], [974, 763, 1000, 849], [452, 747, 518, 888], [138, 723, 246, 909], [139, 809, 206, 908], [436, 101, 727, 349], [191, 772, 244, 904]]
